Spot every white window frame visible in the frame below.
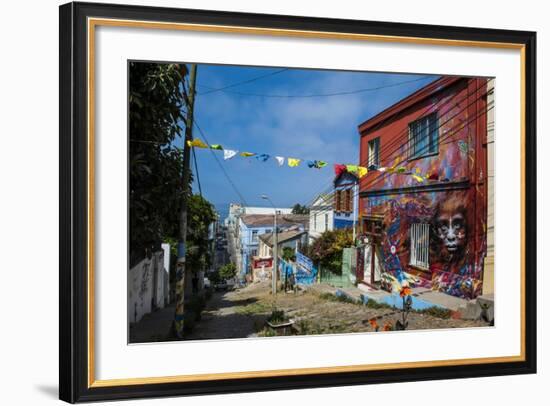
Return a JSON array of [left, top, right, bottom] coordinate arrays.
[[410, 223, 430, 270], [368, 137, 380, 167]]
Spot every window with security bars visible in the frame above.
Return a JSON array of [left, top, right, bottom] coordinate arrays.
[[409, 112, 439, 158], [410, 223, 430, 270]]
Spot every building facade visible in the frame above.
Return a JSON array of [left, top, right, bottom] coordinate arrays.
[[308, 193, 334, 244], [357, 77, 491, 299], [237, 214, 308, 282], [333, 171, 359, 230], [225, 204, 293, 278], [252, 230, 307, 282]]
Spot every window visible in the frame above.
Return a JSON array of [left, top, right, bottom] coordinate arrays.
[[334, 190, 341, 212], [314, 213, 317, 230], [368, 137, 380, 168], [409, 112, 439, 158], [344, 189, 352, 213], [324, 213, 329, 231], [410, 223, 430, 270], [252, 230, 258, 242]]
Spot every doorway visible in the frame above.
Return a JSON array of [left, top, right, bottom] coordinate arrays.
[[361, 217, 383, 287]]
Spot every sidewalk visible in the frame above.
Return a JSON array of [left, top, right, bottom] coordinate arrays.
[[307, 282, 493, 321], [129, 304, 175, 343]]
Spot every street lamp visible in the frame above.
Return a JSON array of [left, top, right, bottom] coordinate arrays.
[[261, 194, 278, 295]]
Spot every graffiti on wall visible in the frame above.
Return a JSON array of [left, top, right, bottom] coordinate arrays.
[[365, 188, 485, 299]]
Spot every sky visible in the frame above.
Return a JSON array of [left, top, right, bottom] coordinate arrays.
[[179, 63, 438, 219]]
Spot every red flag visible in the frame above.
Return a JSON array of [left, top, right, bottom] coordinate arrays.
[[334, 164, 346, 177]]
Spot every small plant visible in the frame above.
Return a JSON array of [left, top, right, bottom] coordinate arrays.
[[318, 292, 358, 304], [419, 306, 452, 319], [368, 318, 379, 332], [281, 246, 296, 262], [267, 308, 288, 324], [395, 286, 413, 330], [258, 327, 277, 337], [364, 298, 394, 310], [219, 263, 237, 281]]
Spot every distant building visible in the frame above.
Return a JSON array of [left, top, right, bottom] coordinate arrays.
[[252, 229, 308, 282], [225, 204, 294, 278], [308, 193, 334, 244], [237, 214, 308, 282], [333, 171, 359, 230]]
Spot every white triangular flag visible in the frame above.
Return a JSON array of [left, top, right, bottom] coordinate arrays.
[[224, 149, 238, 160], [275, 156, 285, 166]]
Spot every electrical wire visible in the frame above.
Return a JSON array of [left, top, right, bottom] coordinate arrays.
[[302, 80, 493, 217], [199, 75, 435, 98], [197, 68, 289, 95], [300, 79, 490, 208], [192, 118, 249, 207], [307, 101, 494, 219]]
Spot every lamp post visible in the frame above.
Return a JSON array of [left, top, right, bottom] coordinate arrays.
[[261, 194, 278, 295]]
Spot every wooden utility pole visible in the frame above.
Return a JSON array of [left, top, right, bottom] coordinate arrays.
[[174, 64, 197, 339]]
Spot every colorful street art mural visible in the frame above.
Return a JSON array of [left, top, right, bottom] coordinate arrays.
[[358, 77, 489, 299], [280, 252, 318, 286], [364, 190, 485, 299]]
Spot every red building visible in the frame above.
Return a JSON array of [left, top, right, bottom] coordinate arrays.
[[357, 77, 490, 299]]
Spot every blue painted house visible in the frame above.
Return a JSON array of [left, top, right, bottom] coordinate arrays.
[[237, 214, 308, 282], [333, 171, 359, 230]]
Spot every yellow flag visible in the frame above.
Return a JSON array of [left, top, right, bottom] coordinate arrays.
[[357, 166, 368, 178], [187, 139, 208, 148], [288, 158, 301, 167], [412, 174, 424, 183], [240, 152, 256, 157]]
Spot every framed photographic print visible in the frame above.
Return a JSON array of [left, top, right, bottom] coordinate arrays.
[[59, 1, 537, 403]]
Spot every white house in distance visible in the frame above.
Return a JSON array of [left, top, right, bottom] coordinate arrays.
[[308, 193, 334, 244]]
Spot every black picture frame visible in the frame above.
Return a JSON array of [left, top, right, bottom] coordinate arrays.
[[59, 1, 537, 403]]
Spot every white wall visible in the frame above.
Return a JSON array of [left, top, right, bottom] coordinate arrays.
[[0, 1, 546, 406], [127, 251, 168, 324], [309, 195, 334, 242]]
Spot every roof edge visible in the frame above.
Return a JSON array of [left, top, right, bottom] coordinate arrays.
[[357, 76, 463, 135]]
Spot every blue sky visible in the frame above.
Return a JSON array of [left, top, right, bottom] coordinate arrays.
[[180, 63, 438, 218]]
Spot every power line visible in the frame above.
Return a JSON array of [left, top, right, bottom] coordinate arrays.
[[303, 80, 493, 217], [307, 101, 494, 219], [197, 68, 289, 95], [198, 75, 435, 98], [192, 118, 249, 206], [301, 79, 490, 208]]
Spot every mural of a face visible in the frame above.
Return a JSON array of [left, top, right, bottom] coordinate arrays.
[[433, 198, 467, 259]]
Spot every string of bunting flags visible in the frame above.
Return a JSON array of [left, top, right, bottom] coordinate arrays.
[[186, 138, 438, 183]]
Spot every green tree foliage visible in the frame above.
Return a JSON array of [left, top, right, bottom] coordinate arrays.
[[281, 246, 296, 262], [218, 263, 237, 281], [129, 62, 188, 265], [185, 195, 217, 273], [307, 229, 353, 273], [291, 203, 310, 215]]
